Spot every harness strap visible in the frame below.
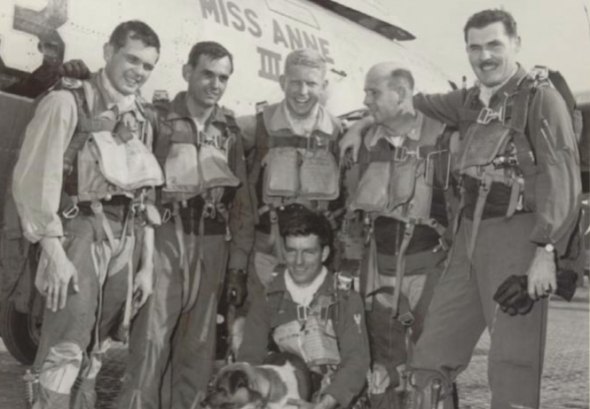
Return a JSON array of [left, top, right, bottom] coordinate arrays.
[[391, 221, 415, 321], [268, 134, 334, 151], [172, 203, 191, 309], [268, 207, 286, 262], [182, 212, 204, 313], [362, 222, 380, 311], [467, 176, 492, 260], [90, 201, 116, 250]]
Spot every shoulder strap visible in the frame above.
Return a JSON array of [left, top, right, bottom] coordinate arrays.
[[62, 86, 92, 175]]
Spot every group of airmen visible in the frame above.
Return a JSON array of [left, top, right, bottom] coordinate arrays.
[[9, 6, 581, 409]]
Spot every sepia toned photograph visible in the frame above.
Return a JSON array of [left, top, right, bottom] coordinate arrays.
[[0, 1, 588, 408]]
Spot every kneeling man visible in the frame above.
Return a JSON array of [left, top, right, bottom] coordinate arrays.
[[238, 205, 370, 409]]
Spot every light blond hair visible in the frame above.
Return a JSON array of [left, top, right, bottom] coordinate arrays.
[[284, 48, 326, 76]]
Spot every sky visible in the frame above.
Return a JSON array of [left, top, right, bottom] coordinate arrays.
[[357, 0, 590, 102]]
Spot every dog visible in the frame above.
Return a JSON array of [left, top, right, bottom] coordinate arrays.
[[204, 352, 312, 409]]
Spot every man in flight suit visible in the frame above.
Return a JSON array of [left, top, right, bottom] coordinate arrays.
[[349, 64, 450, 408], [340, 9, 581, 409], [238, 204, 370, 409], [12, 21, 163, 408], [235, 48, 342, 326], [116, 41, 254, 409]]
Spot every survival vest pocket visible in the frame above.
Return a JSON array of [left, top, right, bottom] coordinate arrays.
[[388, 157, 418, 210], [299, 150, 339, 201], [349, 161, 392, 212], [89, 131, 164, 190], [263, 147, 299, 199], [199, 144, 240, 190], [163, 142, 203, 196], [459, 122, 512, 170]]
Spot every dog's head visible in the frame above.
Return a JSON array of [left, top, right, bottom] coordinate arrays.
[[204, 363, 266, 409]]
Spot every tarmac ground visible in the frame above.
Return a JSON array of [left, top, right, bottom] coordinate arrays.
[[1, 285, 588, 409]]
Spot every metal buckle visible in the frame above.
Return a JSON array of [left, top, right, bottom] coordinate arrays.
[[297, 305, 309, 321], [476, 106, 504, 124], [62, 205, 79, 219], [393, 146, 409, 162]]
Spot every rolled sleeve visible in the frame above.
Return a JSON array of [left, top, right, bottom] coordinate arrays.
[[526, 86, 582, 255], [12, 91, 77, 243], [324, 291, 370, 407]]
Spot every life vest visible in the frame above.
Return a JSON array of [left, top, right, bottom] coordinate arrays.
[[348, 113, 449, 318], [156, 106, 241, 207], [255, 103, 341, 211], [268, 273, 348, 370], [454, 69, 557, 258], [60, 77, 163, 204], [349, 112, 447, 227]]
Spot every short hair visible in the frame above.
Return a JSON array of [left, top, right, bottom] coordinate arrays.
[[463, 9, 518, 42], [280, 204, 333, 250], [187, 41, 234, 72], [389, 68, 415, 91], [284, 48, 326, 76], [109, 20, 160, 53]]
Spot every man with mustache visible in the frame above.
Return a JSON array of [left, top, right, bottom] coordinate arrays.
[[339, 9, 581, 409], [12, 20, 163, 408], [116, 41, 253, 409]]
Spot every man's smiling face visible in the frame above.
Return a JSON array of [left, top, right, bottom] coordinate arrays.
[[466, 21, 520, 87]]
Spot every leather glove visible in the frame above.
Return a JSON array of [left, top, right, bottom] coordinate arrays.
[[493, 275, 534, 316], [226, 269, 247, 307], [555, 269, 578, 301], [58, 59, 91, 80]]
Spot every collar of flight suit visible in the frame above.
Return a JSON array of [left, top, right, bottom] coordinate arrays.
[[267, 267, 337, 303], [265, 100, 336, 137], [471, 64, 528, 110], [166, 91, 230, 130]]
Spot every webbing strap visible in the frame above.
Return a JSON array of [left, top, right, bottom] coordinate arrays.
[[268, 134, 333, 151], [90, 201, 116, 250], [467, 176, 492, 260], [269, 207, 286, 262], [392, 221, 415, 320], [173, 203, 191, 309], [506, 177, 524, 218], [182, 212, 204, 313]]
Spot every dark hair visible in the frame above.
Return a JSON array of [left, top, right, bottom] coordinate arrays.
[[280, 204, 333, 249], [109, 20, 161, 53], [390, 68, 415, 90], [187, 41, 234, 73], [463, 9, 518, 42]]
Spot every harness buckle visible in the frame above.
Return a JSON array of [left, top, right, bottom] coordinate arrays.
[[476, 106, 504, 124], [161, 207, 172, 223], [297, 305, 309, 322], [393, 146, 409, 162], [62, 204, 79, 219]]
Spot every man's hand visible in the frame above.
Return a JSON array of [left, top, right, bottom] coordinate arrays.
[[226, 268, 247, 307], [526, 247, 557, 299], [58, 59, 91, 80], [38, 237, 79, 312], [367, 363, 391, 395], [339, 116, 374, 162], [133, 264, 154, 315]]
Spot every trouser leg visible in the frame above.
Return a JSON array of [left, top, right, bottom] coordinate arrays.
[[409, 222, 486, 408], [33, 231, 98, 409], [169, 234, 229, 409], [116, 221, 183, 409], [472, 214, 548, 409]]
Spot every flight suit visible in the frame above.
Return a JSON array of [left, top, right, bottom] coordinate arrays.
[[116, 92, 254, 409], [410, 66, 581, 408], [12, 71, 161, 409], [238, 270, 370, 408], [349, 112, 451, 408], [243, 102, 342, 304]]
